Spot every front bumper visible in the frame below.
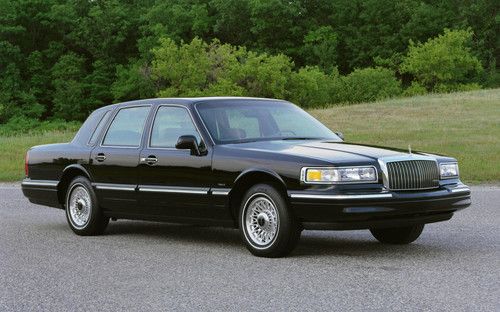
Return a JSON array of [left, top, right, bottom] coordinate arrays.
[[288, 183, 471, 230]]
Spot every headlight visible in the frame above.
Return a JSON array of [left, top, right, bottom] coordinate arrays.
[[301, 166, 377, 184], [440, 162, 459, 179]]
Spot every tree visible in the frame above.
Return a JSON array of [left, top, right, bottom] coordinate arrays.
[[400, 29, 483, 90], [51, 53, 89, 120], [302, 26, 338, 73]]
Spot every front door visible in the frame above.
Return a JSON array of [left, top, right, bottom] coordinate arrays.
[[89, 105, 151, 214], [138, 105, 217, 219]]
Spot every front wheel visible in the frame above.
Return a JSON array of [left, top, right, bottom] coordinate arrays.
[[239, 184, 301, 258], [65, 176, 109, 236], [370, 224, 424, 244]]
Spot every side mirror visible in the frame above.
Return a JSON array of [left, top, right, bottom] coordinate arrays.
[[176, 135, 201, 155], [335, 132, 344, 140]]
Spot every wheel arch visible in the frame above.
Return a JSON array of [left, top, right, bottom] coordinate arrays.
[[228, 168, 288, 226], [57, 164, 93, 206]]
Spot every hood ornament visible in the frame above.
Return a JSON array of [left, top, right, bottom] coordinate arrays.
[[408, 144, 412, 155]]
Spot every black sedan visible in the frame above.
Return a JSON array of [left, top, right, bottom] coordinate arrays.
[[21, 97, 471, 257]]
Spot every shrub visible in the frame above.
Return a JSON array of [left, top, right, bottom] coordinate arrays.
[[151, 37, 294, 99], [286, 66, 334, 108], [0, 116, 80, 136], [403, 82, 427, 96], [400, 29, 483, 91], [341, 67, 402, 103]]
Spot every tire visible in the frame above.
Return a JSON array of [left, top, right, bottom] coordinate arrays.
[[238, 184, 301, 258], [65, 176, 109, 236], [370, 224, 425, 244]]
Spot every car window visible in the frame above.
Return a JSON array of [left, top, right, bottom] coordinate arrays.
[[102, 106, 150, 147], [88, 110, 112, 146], [197, 100, 339, 144], [150, 106, 201, 148], [226, 110, 260, 140]]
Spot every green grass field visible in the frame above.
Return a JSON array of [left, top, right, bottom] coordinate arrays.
[[0, 88, 498, 183], [311, 88, 500, 184]]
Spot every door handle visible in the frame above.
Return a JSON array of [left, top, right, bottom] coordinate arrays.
[[140, 156, 158, 166], [96, 153, 106, 162]]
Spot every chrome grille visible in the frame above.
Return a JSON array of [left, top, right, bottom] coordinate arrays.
[[386, 160, 439, 190]]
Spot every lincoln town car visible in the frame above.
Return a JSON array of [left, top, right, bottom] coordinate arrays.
[[21, 97, 471, 257]]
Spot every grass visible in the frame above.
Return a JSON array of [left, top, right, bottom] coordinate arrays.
[[310, 88, 500, 184], [0, 131, 76, 181], [0, 88, 498, 183]]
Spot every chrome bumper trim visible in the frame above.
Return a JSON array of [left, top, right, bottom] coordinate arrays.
[[21, 180, 58, 187], [450, 187, 470, 194], [289, 193, 393, 200]]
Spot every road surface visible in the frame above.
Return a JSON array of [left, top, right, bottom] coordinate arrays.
[[1, 184, 499, 311]]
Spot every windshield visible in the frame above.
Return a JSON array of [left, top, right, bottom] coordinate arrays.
[[195, 100, 340, 144]]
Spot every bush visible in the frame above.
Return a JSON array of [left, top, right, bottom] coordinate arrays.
[[403, 82, 427, 96], [286, 66, 334, 108], [341, 67, 402, 103], [151, 37, 294, 99], [400, 29, 483, 91], [0, 116, 80, 136]]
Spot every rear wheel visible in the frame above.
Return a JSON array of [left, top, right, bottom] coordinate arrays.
[[238, 184, 301, 257], [65, 176, 109, 236], [370, 224, 424, 244]]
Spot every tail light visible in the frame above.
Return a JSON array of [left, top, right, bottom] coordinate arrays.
[[25, 151, 29, 177]]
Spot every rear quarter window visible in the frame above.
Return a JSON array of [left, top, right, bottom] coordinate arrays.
[[72, 109, 109, 145], [88, 110, 112, 146]]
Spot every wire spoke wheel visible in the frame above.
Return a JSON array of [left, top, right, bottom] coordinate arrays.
[[244, 194, 279, 247], [68, 185, 91, 229]]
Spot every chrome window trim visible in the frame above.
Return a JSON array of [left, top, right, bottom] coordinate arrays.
[[147, 104, 206, 150], [21, 180, 59, 187], [99, 105, 152, 149], [439, 162, 459, 179], [299, 165, 379, 185], [138, 185, 209, 195], [377, 155, 439, 190], [289, 193, 393, 200]]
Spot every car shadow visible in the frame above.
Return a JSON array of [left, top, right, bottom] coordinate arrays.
[[292, 233, 445, 259], [104, 220, 242, 246], [45, 219, 454, 259], [97, 220, 451, 258]]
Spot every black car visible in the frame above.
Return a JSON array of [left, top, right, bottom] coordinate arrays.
[[22, 97, 471, 257]]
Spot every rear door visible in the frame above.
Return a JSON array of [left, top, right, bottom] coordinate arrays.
[[89, 105, 152, 214]]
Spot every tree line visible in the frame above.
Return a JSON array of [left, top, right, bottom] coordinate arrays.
[[0, 0, 497, 126]]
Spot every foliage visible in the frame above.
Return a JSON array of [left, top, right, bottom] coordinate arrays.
[[0, 116, 80, 136], [401, 29, 484, 91], [0, 0, 496, 125], [150, 38, 294, 99], [341, 67, 402, 103], [403, 82, 427, 97], [287, 67, 341, 108]]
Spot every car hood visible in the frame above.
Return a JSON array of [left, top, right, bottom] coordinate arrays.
[[223, 140, 433, 164]]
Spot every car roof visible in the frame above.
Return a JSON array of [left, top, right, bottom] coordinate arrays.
[[96, 96, 287, 111]]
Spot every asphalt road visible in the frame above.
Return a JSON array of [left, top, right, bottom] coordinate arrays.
[[1, 185, 499, 312]]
